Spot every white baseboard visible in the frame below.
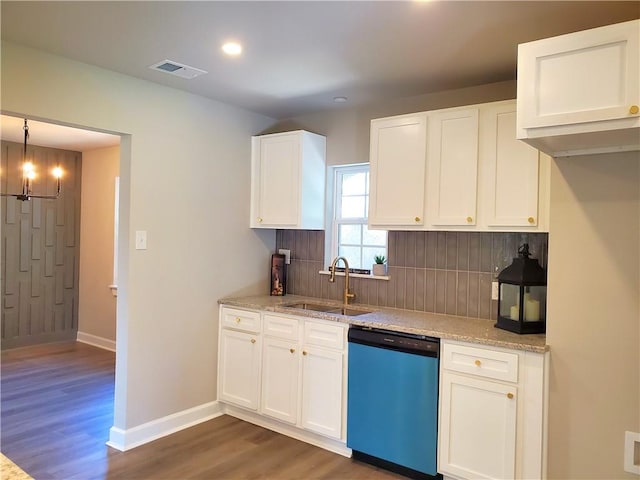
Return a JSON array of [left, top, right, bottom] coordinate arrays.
[[106, 401, 224, 451], [76, 331, 116, 352], [223, 403, 351, 458]]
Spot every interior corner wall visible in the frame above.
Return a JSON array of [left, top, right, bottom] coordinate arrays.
[[78, 145, 119, 345], [1, 41, 276, 431], [546, 152, 640, 479]]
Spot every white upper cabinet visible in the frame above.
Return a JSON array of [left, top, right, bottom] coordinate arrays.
[[426, 107, 479, 227], [369, 113, 427, 228], [480, 101, 546, 230], [517, 19, 640, 157], [250, 130, 326, 229], [368, 101, 549, 232]]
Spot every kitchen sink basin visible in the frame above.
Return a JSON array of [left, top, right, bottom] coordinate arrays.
[[284, 302, 372, 317]]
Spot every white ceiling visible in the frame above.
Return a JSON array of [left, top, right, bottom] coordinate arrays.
[[1, 1, 639, 149], [0, 115, 120, 152]]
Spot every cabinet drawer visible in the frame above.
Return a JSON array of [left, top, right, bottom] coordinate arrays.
[[221, 307, 261, 333], [442, 342, 518, 383], [264, 314, 300, 340], [303, 321, 345, 350]]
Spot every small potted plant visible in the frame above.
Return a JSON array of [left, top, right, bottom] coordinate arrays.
[[372, 255, 387, 276]]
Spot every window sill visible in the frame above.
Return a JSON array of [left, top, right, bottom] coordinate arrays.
[[318, 270, 390, 281]]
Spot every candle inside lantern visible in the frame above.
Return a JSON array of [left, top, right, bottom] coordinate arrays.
[[510, 305, 519, 320], [525, 299, 540, 322]]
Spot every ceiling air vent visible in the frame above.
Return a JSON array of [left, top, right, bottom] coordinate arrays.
[[149, 60, 207, 79]]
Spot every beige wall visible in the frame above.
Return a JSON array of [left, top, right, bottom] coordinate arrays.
[[546, 152, 640, 478], [264, 80, 516, 166], [1, 42, 276, 430], [78, 145, 119, 344]]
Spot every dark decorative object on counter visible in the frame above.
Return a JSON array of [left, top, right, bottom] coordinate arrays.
[[270, 254, 286, 296], [496, 243, 547, 334]]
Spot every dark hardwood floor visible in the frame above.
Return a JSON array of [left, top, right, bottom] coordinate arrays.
[[1, 341, 403, 480]]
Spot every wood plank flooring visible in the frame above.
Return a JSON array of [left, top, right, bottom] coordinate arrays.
[[1, 341, 403, 480]]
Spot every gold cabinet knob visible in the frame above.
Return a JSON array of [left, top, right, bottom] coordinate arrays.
[[235, 317, 241, 323], [250, 338, 256, 344], [528, 216, 535, 224], [290, 348, 295, 354], [302, 351, 308, 356], [415, 216, 421, 222], [507, 392, 514, 399], [257, 217, 263, 223], [466, 216, 473, 223], [474, 359, 481, 367], [630, 105, 639, 115]]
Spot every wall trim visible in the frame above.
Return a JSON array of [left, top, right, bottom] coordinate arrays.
[[76, 331, 116, 352], [106, 401, 223, 451], [223, 403, 352, 458]]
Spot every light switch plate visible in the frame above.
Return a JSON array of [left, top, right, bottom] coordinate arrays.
[[491, 281, 499, 301], [135, 230, 147, 250]]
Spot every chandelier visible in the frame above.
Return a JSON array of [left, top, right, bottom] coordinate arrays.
[[1, 119, 62, 201]]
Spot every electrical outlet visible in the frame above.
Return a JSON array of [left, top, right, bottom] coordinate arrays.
[[491, 281, 499, 300], [624, 431, 640, 474], [278, 249, 291, 264]]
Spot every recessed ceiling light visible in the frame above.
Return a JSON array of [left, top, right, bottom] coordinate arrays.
[[222, 42, 242, 56], [333, 96, 348, 103]]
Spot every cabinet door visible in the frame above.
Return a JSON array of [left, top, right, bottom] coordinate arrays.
[[483, 104, 540, 228], [252, 133, 300, 227], [300, 346, 344, 439], [261, 337, 300, 424], [369, 113, 427, 227], [219, 329, 261, 410], [439, 372, 517, 480], [518, 19, 639, 129], [427, 107, 479, 226]]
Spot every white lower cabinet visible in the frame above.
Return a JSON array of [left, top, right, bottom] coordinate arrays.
[[261, 336, 299, 424], [219, 307, 347, 447], [440, 373, 517, 479], [218, 328, 262, 411], [300, 345, 344, 439], [438, 340, 547, 480]]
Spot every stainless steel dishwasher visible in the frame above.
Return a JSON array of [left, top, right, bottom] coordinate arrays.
[[347, 326, 441, 480]]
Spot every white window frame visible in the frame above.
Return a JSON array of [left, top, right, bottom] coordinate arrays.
[[326, 164, 387, 272]]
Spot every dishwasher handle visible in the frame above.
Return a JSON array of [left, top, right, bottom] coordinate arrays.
[[348, 326, 439, 358]]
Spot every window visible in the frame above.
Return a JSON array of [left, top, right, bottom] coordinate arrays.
[[331, 164, 387, 271]]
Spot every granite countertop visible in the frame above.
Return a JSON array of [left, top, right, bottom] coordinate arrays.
[[219, 294, 548, 353]]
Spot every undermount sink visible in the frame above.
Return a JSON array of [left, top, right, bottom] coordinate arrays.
[[284, 302, 372, 317]]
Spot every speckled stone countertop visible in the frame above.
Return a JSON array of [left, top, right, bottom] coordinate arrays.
[[219, 294, 548, 353]]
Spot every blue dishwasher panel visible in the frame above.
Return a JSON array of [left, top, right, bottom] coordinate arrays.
[[347, 341, 439, 475]]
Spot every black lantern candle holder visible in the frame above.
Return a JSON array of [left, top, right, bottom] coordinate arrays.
[[496, 243, 547, 335]]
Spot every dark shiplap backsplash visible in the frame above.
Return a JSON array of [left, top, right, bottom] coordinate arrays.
[[276, 229, 548, 321]]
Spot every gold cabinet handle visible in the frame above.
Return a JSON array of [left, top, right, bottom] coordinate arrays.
[[235, 317, 241, 323], [415, 216, 421, 222], [290, 348, 295, 354], [250, 338, 256, 344], [528, 216, 535, 224], [507, 392, 514, 399], [466, 216, 473, 223], [474, 359, 481, 367], [257, 217, 263, 223], [630, 105, 639, 115], [302, 351, 308, 356]]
